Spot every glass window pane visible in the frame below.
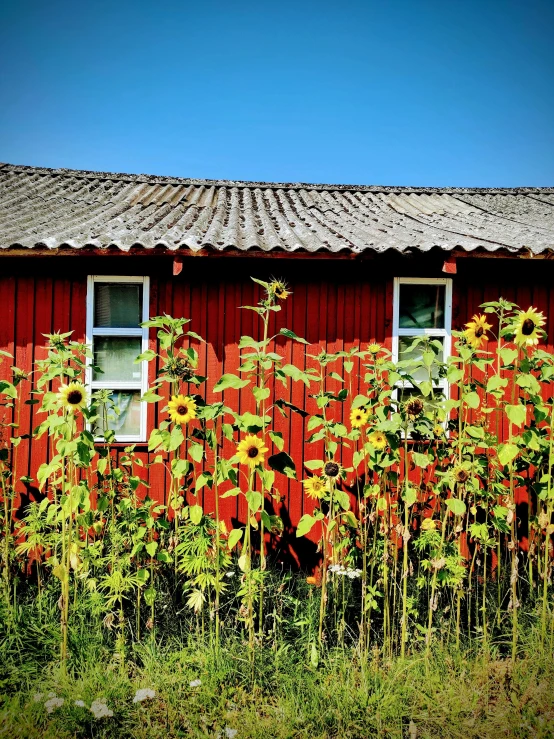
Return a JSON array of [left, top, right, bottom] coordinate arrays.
[[94, 391, 142, 438], [399, 284, 445, 329], [94, 283, 142, 328], [396, 384, 447, 405], [93, 337, 142, 382], [398, 337, 443, 383]]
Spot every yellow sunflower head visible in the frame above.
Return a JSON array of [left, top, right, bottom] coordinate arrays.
[[303, 476, 326, 499], [421, 518, 437, 531], [367, 342, 382, 355], [368, 430, 387, 450], [513, 307, 546, 347], [268, 278, 290, 302], [57, 382, 87, 413], [463, 314, 492, 349], [236, 435, 269, 467], [433, 424, 444, 438], [168, 395, 197, 425], [350, 408, 369, 429]]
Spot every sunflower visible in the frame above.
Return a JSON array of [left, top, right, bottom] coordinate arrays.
[[453, 465, 470, 484], [162, 356, 194, 381], [167, 395, 197, 425], [405, 397, 424, 420], [463, 314, 493, 349], [367, 342, 382, 355], [350, 408, 368, 429], [57, 382, 87, 413], [303, 476, 326, 499], [368, 430, 387, 450], [513, 307, 546, 347], [433, 424, 444, 438], [236, 435, 269, 467], [421, 518, 437, 531], [323, 461, 341, 479], [269, 278, 290, 301]]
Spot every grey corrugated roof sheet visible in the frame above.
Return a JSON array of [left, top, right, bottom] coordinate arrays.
[[1, 162, 554, 255]]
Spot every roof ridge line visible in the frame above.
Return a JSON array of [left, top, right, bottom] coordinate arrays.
[[1, 162, 553, 194]]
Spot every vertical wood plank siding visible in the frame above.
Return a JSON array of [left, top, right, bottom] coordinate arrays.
[[1, 255, 554, 564]]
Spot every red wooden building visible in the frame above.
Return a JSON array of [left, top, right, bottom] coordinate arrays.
[[1, 163, 554, 561]]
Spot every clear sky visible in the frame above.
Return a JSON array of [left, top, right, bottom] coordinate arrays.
[[1, 0, 553, 186]]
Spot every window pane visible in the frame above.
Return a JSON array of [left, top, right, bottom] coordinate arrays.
[[398, 336, 443, 383], [396, 384, 447, 405], [93, 337, 142, 382], [94, 283, 142, 328], [94, 391, 142, 437], [399, 284, 445, 329]]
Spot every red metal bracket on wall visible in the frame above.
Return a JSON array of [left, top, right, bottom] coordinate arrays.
[[173, 256, 183, 276], [442, 255, 457, 274]]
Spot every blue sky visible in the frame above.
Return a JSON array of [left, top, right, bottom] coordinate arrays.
[[1, 0, 552, 186]]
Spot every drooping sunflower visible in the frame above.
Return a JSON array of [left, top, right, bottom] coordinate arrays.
[[162, 356, 194, 381], [350, 408, 369, 429], [512, 307, 546, 347], [463, 314, 493, 349], [57, 382, 87, 413], [368, 430, 387, 450], [303, 476, 326, 499], [167, 395, 197, 425], [236, 435, 269, 467], [405, 397, 424, 420], [269, 278, 290, 301]]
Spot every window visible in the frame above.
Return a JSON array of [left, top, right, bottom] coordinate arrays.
[[86, 276, 150, 441], [392, 277, 452, 398]]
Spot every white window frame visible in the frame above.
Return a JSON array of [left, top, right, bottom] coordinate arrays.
[[86, 275, 150, 442], [392, 277, 452, 398]]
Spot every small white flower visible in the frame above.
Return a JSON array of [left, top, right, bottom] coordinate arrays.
[[189, 679, 202, 688], [90, 700, 113, 719], [33, 693, 44, 703], [225, 728, 238, 739], [132, 688, 156, 703], [45, 697, 64, 714], [346, 568, 362, 579], [74, 700, 86, 708], [225, 571, 235, 578]]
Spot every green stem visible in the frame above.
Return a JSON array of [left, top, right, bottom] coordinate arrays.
[[401, 429, 409, 659]]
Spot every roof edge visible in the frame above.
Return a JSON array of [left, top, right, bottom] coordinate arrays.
[[1, 162, 553, 195]]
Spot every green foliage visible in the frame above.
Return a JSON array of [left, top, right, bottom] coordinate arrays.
[[2, 284, 554, 682]]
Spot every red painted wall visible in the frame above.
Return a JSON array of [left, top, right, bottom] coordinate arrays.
[[1, 254, 553, 564]]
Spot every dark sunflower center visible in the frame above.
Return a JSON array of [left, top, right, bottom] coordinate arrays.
[[67, 390, 83, 404], [456, 470, 469, 483], [177, 405, 187, 415], [475, 327, 484, 337], [324, 462, 340, 478], [521, 318, 535, 336], [248, 447, 259, 458]]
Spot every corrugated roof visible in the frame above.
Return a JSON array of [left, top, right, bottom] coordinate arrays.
[[1, 162, 553, 255]]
